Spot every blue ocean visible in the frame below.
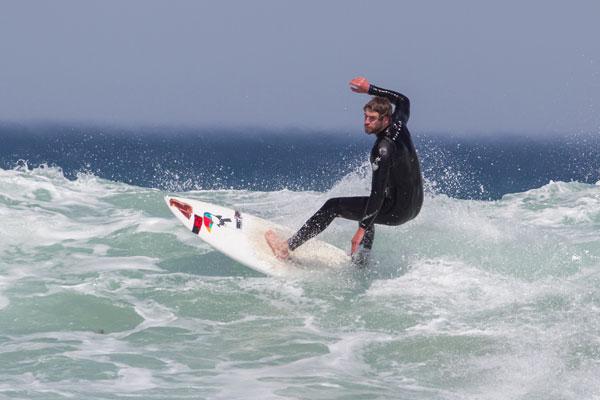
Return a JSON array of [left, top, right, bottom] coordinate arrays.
[[1, 122, 599, 399]]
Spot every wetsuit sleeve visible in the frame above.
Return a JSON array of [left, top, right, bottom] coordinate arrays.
[[368, 84, 410, 124], [360, 140, 393, 230]]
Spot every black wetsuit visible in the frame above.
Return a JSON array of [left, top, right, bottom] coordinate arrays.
[[287, 84, 423, 252]]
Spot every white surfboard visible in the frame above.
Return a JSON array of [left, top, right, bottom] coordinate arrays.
[[165, 196, 351, 277]]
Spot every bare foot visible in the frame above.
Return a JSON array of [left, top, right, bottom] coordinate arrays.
[[265, 230, 290, 260]]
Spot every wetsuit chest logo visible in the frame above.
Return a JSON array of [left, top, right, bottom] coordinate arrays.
[[372, 156, 381, 171]]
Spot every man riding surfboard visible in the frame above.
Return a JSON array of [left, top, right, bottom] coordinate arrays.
[[266, 77, 423, 263]]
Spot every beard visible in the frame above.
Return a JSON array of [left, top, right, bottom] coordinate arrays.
[[364, 124, 381, 134]]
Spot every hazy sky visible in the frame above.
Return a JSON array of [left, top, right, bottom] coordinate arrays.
[[1, 1, 599, 135]]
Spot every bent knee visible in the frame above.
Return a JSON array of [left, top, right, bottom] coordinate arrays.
[[322, 197, 344, 212]]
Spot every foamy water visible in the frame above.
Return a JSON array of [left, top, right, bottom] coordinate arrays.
[[1, 165, 599, 399]]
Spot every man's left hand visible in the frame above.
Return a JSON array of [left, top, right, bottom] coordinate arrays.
[[351, 227, 366, 255]]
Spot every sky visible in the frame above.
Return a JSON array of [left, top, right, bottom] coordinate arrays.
[[1, 0, 599, 135]]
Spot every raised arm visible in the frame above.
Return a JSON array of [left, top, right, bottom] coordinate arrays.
[[368, 85, 409, 124], [350, 76, 410, 124]]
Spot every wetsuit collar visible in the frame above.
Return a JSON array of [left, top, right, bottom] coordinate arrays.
[[376, 124, 393, 139]]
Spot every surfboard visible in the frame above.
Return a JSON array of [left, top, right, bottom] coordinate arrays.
[[164, 195, 351, 277]]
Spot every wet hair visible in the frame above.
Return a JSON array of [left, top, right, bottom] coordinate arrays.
[[363, 97, 393, 119]]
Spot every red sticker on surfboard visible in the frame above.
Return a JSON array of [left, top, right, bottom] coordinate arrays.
[[192, 214, 203, 234], [191, 212, 214, 234], [169, 199, 192, 219]]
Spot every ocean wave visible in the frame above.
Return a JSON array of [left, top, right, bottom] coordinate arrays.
[[1, 162, 600, 399]]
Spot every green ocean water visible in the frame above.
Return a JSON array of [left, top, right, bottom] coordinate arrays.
[[1, 165, 600, 399]]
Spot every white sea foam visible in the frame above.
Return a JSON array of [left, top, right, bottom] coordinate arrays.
[[2, 165, 600, 399]]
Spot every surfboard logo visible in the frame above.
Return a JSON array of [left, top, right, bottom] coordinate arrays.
[[192, 212, 232, 234], [192, 214, 203, 234], [203, 213, 214, 232], [234, 210, 242, 229], [215, 215, 232, 227]]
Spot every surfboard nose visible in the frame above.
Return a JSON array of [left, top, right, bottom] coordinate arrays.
[[166, 196, 193, 220]]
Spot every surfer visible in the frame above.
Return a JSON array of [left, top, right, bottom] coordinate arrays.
[[266, 77, 423, 263]]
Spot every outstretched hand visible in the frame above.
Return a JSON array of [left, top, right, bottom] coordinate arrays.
[[349, 76, 370, 93]]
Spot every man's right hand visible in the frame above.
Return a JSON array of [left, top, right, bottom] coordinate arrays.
[[350, 76, 370, 93]]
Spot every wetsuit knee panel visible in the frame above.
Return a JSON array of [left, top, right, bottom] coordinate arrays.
[[321, 197, 345, 217]]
